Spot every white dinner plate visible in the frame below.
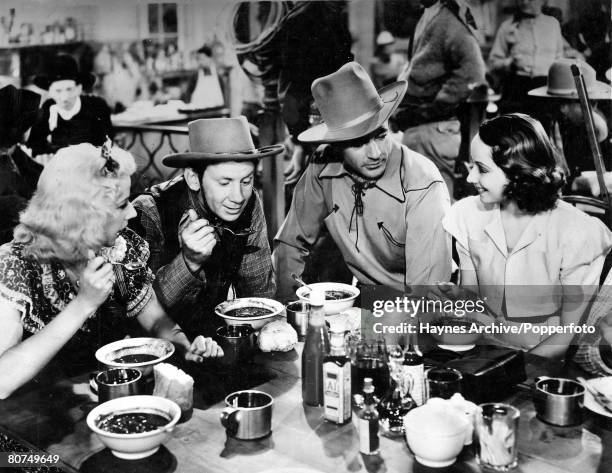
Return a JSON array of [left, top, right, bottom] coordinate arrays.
[[437, 343, 475, 352], [583, 376, 612, 417]]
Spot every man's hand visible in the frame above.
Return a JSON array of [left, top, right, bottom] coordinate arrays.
[[184, 335, 224, 362], [284, 143, 306, 185], [34, 153, 54, 166], [180, 209, 217, 273]]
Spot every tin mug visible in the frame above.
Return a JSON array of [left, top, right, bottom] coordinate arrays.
[[533, 376, 584, 426], [216, 324, 255, 366], [285, 300, 309, 339], [92, 368, 143, 403], [220, 390, 273, 440]]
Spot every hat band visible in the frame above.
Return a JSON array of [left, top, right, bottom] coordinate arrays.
[[547, 86, 579, 96], [326, 98, 384, 132]]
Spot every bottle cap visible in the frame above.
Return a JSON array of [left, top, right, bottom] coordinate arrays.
[[363, 377, 374, 393], [309, 288, 326, 307]]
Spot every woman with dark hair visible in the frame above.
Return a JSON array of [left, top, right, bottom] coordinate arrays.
[[442, 113, 612, 358]]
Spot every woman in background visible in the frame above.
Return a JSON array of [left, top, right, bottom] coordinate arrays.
[[0, 142, 222, 399], [441, 113, 612, 358]]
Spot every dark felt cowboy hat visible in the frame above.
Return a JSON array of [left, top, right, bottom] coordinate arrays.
[[162, 116, 284, 167], [298, 61, 407, 144], [0, 84, 41, 148], [33, 54, 96, 91], [528, 58, 612, 101]]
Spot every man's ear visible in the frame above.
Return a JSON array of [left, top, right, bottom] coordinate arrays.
[[184, 168, 201, 191], [76, 84, 83, 95]]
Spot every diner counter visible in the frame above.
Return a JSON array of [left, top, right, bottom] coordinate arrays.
[[0, 344, 611, 473]]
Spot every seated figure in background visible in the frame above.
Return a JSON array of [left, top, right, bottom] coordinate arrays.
[[394, 0, 486, 198], [274, 62, 452, 301], [0, 142, 222, 399], [441, 113, 612, 359], [27, 54, 112, 163], [130, 117, 279, 339]]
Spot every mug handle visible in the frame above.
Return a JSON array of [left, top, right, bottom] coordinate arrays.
[[220, 408, 241, 437], [89, 372, 100, 395]]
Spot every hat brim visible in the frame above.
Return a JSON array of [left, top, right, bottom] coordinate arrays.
[[162, 144, 285, 168], [33, 73, 96, 91], [528, 81, 612, 100], [297, 80, 408, 144]]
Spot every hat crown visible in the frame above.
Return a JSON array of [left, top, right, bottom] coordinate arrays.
[[311, 62, 384, 132], [547, 58, 597, 94], [188, 117, 255, 155]]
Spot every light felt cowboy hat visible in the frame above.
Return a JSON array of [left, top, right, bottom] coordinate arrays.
[[162, 116, 284, 167], [298, 61, 407, 144], [528, 58, 612, 100]]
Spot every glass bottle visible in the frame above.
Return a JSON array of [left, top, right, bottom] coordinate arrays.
[[379, 345, 415, 436], [323, 320, 352, 424], [402, 332, 425, 406], [302, 288, 329, 406], [357, 378, 380, 455]]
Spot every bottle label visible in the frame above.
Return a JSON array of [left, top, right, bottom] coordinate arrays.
[[359, 418, 379, 454], [402, 364, 425, 406], [323, 361, 351, 423]]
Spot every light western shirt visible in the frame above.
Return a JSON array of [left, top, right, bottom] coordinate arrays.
[[273, 141, 452, 300]]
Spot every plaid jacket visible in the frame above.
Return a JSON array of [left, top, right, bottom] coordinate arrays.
[[130, 177, 275, 337]]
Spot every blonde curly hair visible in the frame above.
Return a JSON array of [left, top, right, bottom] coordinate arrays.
[[14, 143, 136, 264]]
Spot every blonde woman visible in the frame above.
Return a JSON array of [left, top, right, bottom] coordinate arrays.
[[0, 143, 222, 399]]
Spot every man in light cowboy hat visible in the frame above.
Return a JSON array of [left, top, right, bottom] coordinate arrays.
[[130, 117, 281, 338], [28, 54, 112, 161], [273, 62, 452, 300], [528, 58, 611, 190]]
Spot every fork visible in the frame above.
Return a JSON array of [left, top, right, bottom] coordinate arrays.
[[577, 376, 612, 414]]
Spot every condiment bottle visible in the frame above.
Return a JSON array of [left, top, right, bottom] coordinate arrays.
[[402, 332, 425, 406], [302, 288, 329, 406], [323, 320, 352, 424], [357, 377, 380, 455]]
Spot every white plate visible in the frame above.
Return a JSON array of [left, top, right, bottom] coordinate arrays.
[[437, 343, 475, 352], [583, 376, 612, 417]]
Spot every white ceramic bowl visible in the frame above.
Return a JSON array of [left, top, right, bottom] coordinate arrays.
[[215, 297, 285, 330], [295, 282, 359, 315], [404, 403, 470, 467], [86, 395, 180, 459], [95, 338, 175, 376]]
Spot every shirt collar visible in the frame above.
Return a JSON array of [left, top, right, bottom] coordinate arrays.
[[318, 140, 405, 203]]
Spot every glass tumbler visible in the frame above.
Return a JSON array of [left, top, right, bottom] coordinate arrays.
[[474, 403, 520, 471], [425, 367, 462, 400]]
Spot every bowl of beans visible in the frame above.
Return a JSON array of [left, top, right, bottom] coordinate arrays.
[[86, 395, 181, 459], [95, 338, 175, 376], [295, 282, 360, 315], [215, 297, 285, 330]]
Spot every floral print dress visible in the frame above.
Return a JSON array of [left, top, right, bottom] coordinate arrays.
[[0, 228, 155, 373]]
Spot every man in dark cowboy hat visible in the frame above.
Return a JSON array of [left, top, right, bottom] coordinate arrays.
[[27, 54, 112, 160], [273, 62, 452, 300], [130, 117, 282, 338]]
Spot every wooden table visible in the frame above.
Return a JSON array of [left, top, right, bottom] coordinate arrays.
[[0, 346, 610, 473]]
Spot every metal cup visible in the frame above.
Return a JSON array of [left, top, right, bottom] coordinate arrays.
[[533, 376, 585, 426], [94, 368, 142, 403], [285, 300, 309, 339], [216, 324, 256, 366], [426, 367, 463, 400], [220, 390, 273, 440]]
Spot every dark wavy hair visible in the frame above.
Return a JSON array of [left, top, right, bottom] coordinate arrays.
[[478, 113, 565, 214]]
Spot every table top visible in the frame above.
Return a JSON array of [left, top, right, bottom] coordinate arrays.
[[0, 345, 611, 473]]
